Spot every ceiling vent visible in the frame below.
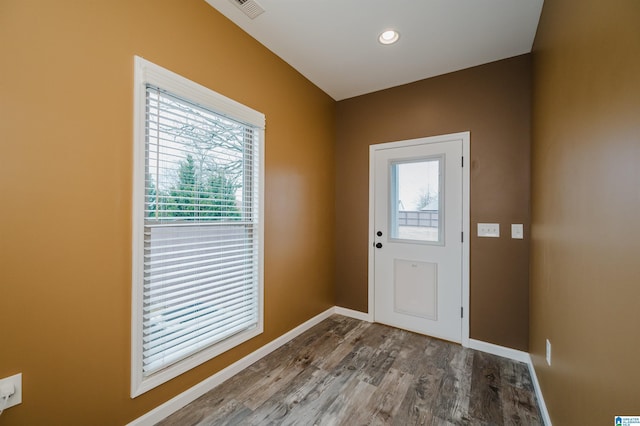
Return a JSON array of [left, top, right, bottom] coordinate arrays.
[[229, 0, 265, 19]]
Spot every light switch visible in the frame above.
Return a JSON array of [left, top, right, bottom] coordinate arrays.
[[477, 223, 500, 237], [511, 224, 524, 239]]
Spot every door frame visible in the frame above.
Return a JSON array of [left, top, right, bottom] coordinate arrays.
[[368, 131, 470, 347]]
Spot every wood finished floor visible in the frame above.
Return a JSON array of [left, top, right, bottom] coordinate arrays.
[[157, 315, 543, 426]]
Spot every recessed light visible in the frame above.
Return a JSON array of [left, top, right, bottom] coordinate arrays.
[[379, 29, 399, 45]]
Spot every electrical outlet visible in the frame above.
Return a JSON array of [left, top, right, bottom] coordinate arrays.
[[477, 223, 500, 237], [546, 339, 551, 366], [0, 373, 22, 410]]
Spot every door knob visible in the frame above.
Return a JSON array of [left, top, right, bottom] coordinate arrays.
[[375, 242, 383, 249]]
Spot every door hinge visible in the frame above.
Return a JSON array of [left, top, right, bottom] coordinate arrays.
[[461, 307, 464, 318], [461, 231, 464, 242], [461, 156, 464, 167]]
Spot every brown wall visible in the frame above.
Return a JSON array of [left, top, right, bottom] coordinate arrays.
[[0, 1, 335, 424], [335, 55, 532, 351], [530, 1, 640, 424]]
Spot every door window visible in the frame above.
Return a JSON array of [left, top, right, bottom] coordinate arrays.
[[390, 157, 442, 243]]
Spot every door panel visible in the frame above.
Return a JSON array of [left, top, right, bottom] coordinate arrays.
[[393, 259, 437, 320], [373, 138, 462, 343]]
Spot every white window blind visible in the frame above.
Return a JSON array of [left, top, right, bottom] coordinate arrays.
[[132, 57, 264, 397]]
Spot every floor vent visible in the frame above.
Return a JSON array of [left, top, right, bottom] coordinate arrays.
[[230, 0, 265, 19]]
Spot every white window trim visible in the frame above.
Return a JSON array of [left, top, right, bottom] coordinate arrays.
[[131, 56, 265, 398]]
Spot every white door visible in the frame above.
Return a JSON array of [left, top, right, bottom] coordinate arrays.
[[372, 135, 464, 343]]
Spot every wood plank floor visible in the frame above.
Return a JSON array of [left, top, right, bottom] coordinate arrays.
[[157, 315, 543, 426]]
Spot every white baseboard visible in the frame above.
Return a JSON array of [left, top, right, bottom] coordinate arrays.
[[127, 307, 336, 426], [527, 355, 552, 426], [468, 338, 531, 363], [334, 306, 373, 322]]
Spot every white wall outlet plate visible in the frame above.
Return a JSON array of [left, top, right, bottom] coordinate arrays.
[[477, 223, 500, 237], [546, 339, 552, 366], [511, 224, 524, 239], [0, 373, 22, 410]]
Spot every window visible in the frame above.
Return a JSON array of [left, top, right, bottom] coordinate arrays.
[[131, 57, 264, 397], [390, 157, 443, 244]]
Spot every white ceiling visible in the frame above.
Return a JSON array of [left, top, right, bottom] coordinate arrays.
[[204, 0, 543, 101]]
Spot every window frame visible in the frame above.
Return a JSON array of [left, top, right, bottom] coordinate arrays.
[[388, 155, 445, 245], [131, 56, 265, 398]]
